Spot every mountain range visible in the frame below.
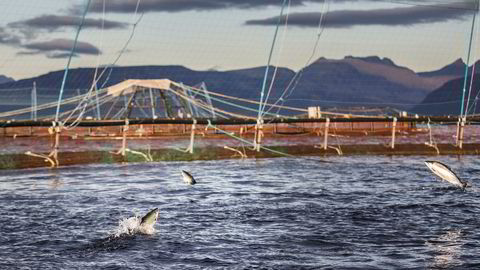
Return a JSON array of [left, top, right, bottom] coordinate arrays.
[[0, 75, 14, 84], [0, 56, 476, 117]]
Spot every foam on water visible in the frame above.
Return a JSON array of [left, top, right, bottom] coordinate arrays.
[[112, 215, 156, 237]]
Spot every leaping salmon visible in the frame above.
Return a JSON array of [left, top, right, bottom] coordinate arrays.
[[424, 160, 468, 189], [181, 170, 196, 185], [140, 208, 159, 227]]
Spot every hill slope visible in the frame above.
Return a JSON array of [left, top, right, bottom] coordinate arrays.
[[0, 56, 470, 117]]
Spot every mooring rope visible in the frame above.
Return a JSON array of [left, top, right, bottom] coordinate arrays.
[[55, 0, 91, 123], [166, 87, 256, 119], [460, 6, 477, 117], [97, 0, 144, 90], [261, 0, 291, 116], [257, 0, 288, 120], [265, 0, 330, 117], [186, 84, 307, 113], [206, 120, 295, 158], [465, 2, 480, 118]]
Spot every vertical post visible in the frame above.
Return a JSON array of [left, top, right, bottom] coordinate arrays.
[[187, 119, 196, 154], [458, 117, 466, 149], [254, 118, 264, 152], [324, 118, 330, 150], [455, 117, 461, 146], [31, 82, 37, 121], [427, 119, 433, 145], [48, 122, 61, 167], [149, 88, 156, 119], [391, 117, 397, 149], [95, 84, 101, 120], [53, 127, 60, 166], [121, 119, 129, 156]]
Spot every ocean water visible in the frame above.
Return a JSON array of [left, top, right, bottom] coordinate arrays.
[[1, 156, 480, 269]]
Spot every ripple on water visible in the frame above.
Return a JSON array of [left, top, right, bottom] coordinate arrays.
[[1, 156, 480, 268]]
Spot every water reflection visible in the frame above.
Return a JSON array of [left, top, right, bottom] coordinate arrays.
[[427, 229, 464, 269], [49, 170, 63, 190]]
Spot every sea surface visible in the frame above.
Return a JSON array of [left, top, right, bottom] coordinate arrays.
[[1, 156, 480, 269]]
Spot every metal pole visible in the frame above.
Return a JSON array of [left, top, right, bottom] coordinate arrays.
[[31, 81, 37, 121], [428, 120, 433, 145], [324, 118, 330, 150], [391, 117, 397, 149], [459, 117, 466, 149], [455, 117, 461, 146], [188, 119, 196, 154], [149, 88, 156, 119], [121, 119, 129, 156], [254, 118, 264, 152]]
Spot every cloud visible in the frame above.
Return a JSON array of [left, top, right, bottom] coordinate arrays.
[[69, 0, 479, 14], [46, 52, 80, 59], [0, 27, 21, 45], [69, 0, 327, 14], [9, 15, 127, 32], [245, 3, 474, 28], [17, 50, 81, 59], [20, 39, 101, 57]]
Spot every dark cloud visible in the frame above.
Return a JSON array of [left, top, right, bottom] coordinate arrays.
[[9, 15, 127, 32], [69, 0, 478, 14], [21, 39, 101, 57], [70, 0, 326, 14], [16, 50, 80, 59], [0, 27, 21, 45], [46, 52, 80, 59], [246, 3, 474, 28]]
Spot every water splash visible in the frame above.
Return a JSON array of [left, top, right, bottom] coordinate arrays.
[[112, 215, 156, 237]]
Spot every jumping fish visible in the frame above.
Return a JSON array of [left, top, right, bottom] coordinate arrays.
[[181, 170, 196, 185], [140, 208, 159, 227], [424, 160, 467, 189]]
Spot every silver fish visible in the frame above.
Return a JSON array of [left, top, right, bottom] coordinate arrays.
[[424, 161, 467, 189], [140, 208, 159, 227], [181, 170, 196, 185]]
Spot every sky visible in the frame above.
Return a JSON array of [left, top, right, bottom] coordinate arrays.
[[0, 0, 479, 80]]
